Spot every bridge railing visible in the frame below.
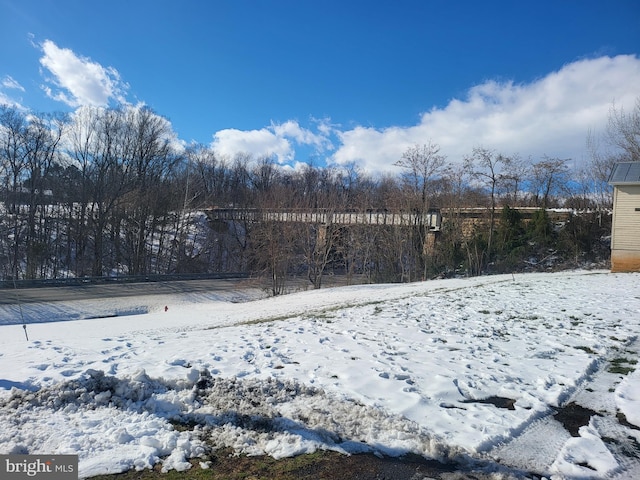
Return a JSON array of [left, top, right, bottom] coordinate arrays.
[[204, 208, 442, 230]]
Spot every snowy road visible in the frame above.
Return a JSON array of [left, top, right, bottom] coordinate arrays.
[[0, 277, 257, 305]]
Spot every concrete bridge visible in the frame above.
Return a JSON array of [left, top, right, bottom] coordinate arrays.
[[203, 206, 573, 254], [203, 206, 571, 230], [204, 207, 443, 230]]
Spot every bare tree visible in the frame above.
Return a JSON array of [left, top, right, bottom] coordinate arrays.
[[251, 155, 280, 194], [252, 219, 297, 295], [529, 156, 570, 208], [395, 142, 446, 279], [185, 143, 227, 205], [119, 106, 178, 275], [0, 106, 28, 208], [395, 142, 446, 210], [434, 163, 472, 274], [464, 147, 512, 272], [22, 112, 65, 278], [607, 98, 640, 162], [330, 164, 376, 283], [284, 164, 339, 289], [0, 105, 28, 278], [250, 173, 300, 294], [583, 129, 616, 209], [66, 106, 103, 276], [500, 154, 529, 205], [83, 107, 136, 276]]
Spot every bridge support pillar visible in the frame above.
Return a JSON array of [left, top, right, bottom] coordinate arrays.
[[316, 224, 327, 251], [423, 231, 438, 255]]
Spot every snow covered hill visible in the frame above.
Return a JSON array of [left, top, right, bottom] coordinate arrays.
[[1, 271, 639, 479]]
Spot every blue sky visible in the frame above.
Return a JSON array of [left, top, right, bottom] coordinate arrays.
[[1, 0, 639, 174]]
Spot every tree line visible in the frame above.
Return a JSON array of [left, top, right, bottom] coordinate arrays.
[[1, 100, 637, 291]]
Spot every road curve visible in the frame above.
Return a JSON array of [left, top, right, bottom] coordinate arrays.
[[0, 278, 261, 306]]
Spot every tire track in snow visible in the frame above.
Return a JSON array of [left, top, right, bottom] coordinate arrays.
[[591, 416, 640, 479], [486, 336, 640, 478], [489, 415, 572, 473]]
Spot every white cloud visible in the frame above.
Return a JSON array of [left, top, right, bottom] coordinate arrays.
[[331, 55, 640, 174], [1, 75, 25, 92], [0, 92, 17, 107], [212, 127, 293, 163], [38, 40, 128, 107], [212, 120, 332, 164], [272, 120, 327, 149], [0, 76, 26, 108]]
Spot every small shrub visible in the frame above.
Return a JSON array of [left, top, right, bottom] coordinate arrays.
[[574, 345, 597, 355], [609, 357, 637, 375]]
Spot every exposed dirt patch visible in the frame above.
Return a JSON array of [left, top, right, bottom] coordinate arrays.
[[89, 449, 515, 480], [553, 402, 599, 437], [462, 396, 516, 410]]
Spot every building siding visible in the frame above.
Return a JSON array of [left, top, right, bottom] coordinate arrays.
[[611, 185, 640, 250], [611, 250, 640, 273], [611, 185, 640, 272]]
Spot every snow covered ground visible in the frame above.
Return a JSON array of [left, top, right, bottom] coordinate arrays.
[[1, 271, 639, 479]]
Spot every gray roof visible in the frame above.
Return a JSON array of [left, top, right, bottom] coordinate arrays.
[[609, 162, 640, 185]]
